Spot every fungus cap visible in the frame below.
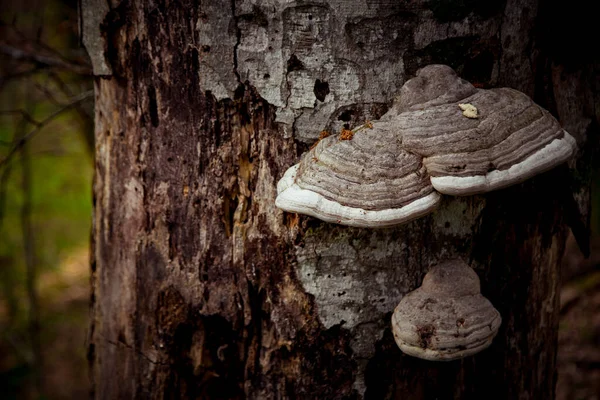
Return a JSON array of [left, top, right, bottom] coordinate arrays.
[[398, 66, 577, 195], [275, 120, 441, 228], [391, 259, 501, 361]]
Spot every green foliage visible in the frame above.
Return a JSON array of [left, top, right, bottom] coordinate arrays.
[[0, 0, 94, 396], [0, 97, 92, 311]]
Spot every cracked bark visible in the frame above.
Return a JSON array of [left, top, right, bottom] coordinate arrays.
[[86, 0, 598, 399]]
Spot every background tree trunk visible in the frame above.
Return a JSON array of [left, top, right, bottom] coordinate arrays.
[[85, 0, 598, 398]]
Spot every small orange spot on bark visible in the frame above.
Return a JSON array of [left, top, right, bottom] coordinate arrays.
[[183, 186, 190, 197], [339, 128, 354, 141], [285, 213, 299, 229], [339, 121, 373, 141], [310, 130, 331, 150]]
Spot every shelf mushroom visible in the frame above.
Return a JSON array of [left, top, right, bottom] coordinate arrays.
[[398, 65, 577, 195], [275, 64, 577, 227], [276, 120, 442, 228], [391, 259, 501, 361]]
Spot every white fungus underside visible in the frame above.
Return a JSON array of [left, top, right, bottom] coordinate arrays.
[[276, 165, 441, 228], [430, 132, 577, 195]]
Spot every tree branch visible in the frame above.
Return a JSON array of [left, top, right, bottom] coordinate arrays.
[[48, 71, 95, 153], [0, 109, 41, 127], [33, 80, 63, 107], [0, 90, 94, 170], [0, 42, 92, 75], [0, 67, 48, 91]]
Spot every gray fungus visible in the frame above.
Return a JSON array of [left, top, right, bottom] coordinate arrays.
[[391, 259, 502, 361], [276, 64, 576, 227]]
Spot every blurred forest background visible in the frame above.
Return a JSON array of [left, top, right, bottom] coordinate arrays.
[[0, 1, 598, 399], [0, 0, 92, 398]]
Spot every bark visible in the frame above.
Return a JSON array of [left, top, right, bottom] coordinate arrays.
[[86, 0, 598, 398]]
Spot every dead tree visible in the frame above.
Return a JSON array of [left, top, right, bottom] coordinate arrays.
[[85, 0, 598, 398]]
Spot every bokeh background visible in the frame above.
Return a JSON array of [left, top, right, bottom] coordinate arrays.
[[1, 0, 92, 398], [0, 1, 598, 399]]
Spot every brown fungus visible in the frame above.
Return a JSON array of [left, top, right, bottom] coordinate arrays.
[[391, 259, 501, 361]]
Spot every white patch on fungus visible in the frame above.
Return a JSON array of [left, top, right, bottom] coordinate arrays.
[[276, 166, 441, 228], [430, 132, 577, 195], [458, 103, 478, 119]]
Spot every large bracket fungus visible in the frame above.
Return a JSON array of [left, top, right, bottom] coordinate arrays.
[[275, 121, 441, 228], [275, 64, 577, 225], [398, 81, 577, 196], [391, 259, 502, 361]]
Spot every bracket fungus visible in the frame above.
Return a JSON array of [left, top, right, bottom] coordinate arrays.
[[275, 119, 441, 228], [398, 66, 577, 195], [275, 64, 576, 226], [391, 259, 501, 361]]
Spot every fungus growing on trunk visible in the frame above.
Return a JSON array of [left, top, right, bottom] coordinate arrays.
[[275, 64, 576, 226], [399, 67, 577, 195], [391, 259, 501, 361], [275, 121, 441, 228]]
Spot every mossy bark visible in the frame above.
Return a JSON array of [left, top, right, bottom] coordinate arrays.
[[86, 0, 598, 398]]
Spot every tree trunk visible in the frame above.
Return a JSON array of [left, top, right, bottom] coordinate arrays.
[[85, 0, 598, 398]]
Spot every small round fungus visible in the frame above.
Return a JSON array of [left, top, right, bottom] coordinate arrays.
[[391, 259, 501, 361]]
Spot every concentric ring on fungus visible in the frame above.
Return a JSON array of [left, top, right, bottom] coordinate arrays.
[[391, 259, 502, 361], [275, 118, 441, 228], [275, 64, 576, 226]]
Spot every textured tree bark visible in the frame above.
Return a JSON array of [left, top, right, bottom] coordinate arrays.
[[86, 0, 598, 399]]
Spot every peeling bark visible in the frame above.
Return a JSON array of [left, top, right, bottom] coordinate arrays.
[[87, 0, 598, 398]]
